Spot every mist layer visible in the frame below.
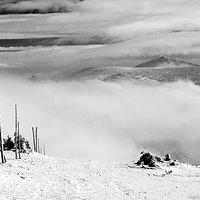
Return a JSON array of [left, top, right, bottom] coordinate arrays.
[[0, 77, 200, 164]]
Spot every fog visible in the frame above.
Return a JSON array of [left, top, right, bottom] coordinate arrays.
[[0, 77, 200, 164]]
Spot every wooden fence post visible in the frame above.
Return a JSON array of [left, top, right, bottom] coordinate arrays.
[[35, 127, 38, 152], [0, 124, 5, 164], [40, 147, 42, 155], [18, 122, 21, 159], [14, 104, 18, 159], [37, 139, 40, 153], [32, 127, 36, 152], [43, 146, 46, 155], [4, 155, 6, 163]]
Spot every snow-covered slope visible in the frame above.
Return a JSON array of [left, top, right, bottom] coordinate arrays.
[[0, 151, 200, 200], [34, 66, 140, 82]]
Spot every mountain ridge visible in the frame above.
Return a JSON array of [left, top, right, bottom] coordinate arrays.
[[30, 56, 200, 84]]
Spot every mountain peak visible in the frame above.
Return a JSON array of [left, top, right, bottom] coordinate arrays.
[[135, 56, 200, 68]]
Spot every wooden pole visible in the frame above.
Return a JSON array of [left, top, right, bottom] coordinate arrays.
[[37, 139, 40, 153], [0, 124, 4, 164], [35, 127, 38, 153], [43, 146, 45, 155], [40, 147, 42, 155], [14, 104, 18, 159], [4, 155, 6, 163], [18, 122, 21, 159], [32, 127, 36, 152]]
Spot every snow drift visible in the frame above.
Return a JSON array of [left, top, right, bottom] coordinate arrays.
[[1, 151, 200, 200], [0, 77, 200, 164]]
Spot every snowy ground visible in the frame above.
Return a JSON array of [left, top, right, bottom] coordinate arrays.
[[0, 152, 200, 200]]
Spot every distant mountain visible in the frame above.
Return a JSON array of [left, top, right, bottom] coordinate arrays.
[[33, 67, 138, 82], [31, 57, 200, 84], [135, 56, 200, 68]]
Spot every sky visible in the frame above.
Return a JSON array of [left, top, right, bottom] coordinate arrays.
[[0, 0, 200, 61]]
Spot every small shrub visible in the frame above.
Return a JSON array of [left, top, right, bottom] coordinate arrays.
[[3, 135, 31, 153], [3, 136, 15, 150]]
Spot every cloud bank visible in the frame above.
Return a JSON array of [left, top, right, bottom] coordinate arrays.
[[0, 0, 83, 14], [1, 0, 200, 60], [0, 77, 200, 164]]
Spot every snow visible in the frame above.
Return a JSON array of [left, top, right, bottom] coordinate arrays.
[[0, 151, 200, 200]]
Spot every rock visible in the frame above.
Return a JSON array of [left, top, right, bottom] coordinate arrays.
[[155, 156, 163, 163], [164, 154, 171, 161], [169, 161, 176, 166], [165, 170, 173, 175], [136, 152, 156, 167]]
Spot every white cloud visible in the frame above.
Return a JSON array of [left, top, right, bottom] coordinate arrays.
[[1, 0, 200, 59], [0, 77, 200, 164], [0, 0, 81, 14]]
